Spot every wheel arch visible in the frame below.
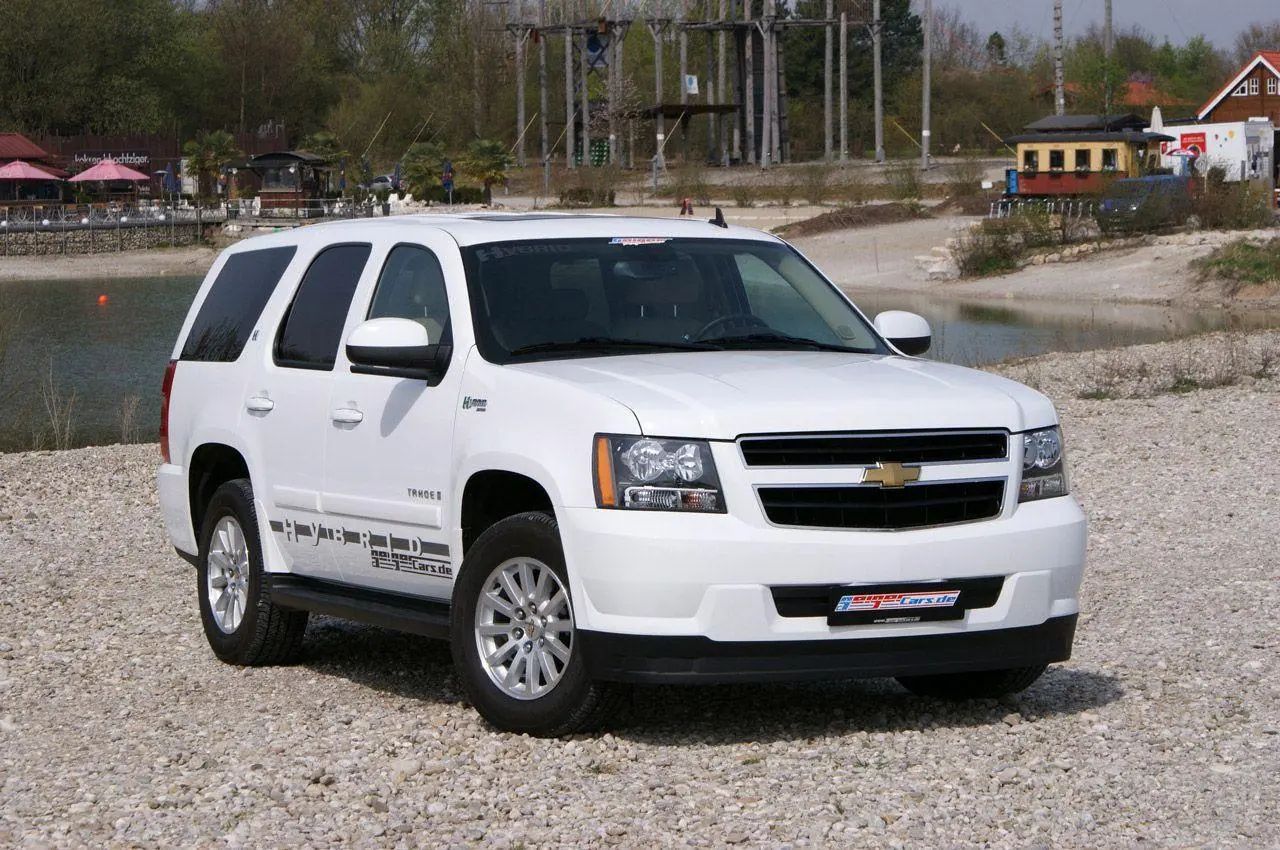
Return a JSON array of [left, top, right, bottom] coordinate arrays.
[[460, 469, 555, 556], [188, 442, 251, 542]]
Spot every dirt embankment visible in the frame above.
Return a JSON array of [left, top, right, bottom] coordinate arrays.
[[0, 245, 218, 282]]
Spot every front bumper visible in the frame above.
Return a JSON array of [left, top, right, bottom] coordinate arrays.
[[558, 494, 1086, 646], [580, 614, 1077, 684]]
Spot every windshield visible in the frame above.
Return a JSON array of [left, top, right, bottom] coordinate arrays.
[[461, 237, 888, 362]]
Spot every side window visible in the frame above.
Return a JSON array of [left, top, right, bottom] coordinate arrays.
[[1075, 149, 1090, 170], [276, 243, 372, 370], [368, 245, 452, 344], [1048, 150, 1065, 171], [1101, 148, 1118, 171], [180, 246, 296, 362], [1022, 149, 1038, 171]]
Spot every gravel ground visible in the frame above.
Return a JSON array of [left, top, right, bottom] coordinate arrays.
[[1, 337, 1278, 848]]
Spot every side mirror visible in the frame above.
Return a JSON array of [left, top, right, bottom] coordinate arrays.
[[346, 317, 451, 379], [874, 310, 932, 356]]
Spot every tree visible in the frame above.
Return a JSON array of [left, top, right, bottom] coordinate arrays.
[[986, 32, 1007, 67], [402, 140, 447, 200], [183, 131, 242, 198], [459, 139, 508, 205], [1234, 21, 1280, 65]]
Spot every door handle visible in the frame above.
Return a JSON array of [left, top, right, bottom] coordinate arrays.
[[330, 407, 364, 425], [245, 395, 275, 413]]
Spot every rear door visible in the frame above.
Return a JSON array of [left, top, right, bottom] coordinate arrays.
[[321, 232, 468, 599], [251, 241, 373, 581]]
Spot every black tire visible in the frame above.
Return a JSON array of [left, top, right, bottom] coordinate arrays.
[[896, 664, 1047, 700], [451, 511, 620, 737], [197, 478, 308, 666]]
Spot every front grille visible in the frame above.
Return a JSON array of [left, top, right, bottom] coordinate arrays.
[[740, 430, 1008, 467], [758, 480, 1005, 530], [771, 576, 1006, 619]]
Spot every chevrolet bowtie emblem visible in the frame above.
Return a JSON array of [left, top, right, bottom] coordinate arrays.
[[861, 461, 921, 488]]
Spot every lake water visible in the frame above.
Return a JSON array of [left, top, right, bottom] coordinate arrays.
[[2, 274, 1278, 452]]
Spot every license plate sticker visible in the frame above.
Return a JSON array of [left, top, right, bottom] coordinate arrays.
[[827, 583, 967, 626], [834, 590, 961, 613]]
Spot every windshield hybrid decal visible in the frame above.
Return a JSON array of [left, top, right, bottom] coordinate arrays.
[[609, 237, 671, 246], [475, 244, 573, 262]]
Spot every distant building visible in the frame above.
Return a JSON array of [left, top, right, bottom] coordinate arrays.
[[1197, 51, 1280, 124]]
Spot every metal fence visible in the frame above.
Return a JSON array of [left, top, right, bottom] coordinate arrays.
[[0, 202, 225, 232], [989, 198, 1098, 220]]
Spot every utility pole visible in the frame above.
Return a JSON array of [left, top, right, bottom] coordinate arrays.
[[873, 0, 884, 162], [839, 11, 848, 163], [921, 0, 931, 170], [1104, 0, 1114, 115], [514, 1, 527, 167], [565, 19, 575, 167], [764, 0, 779, 167], [824, 0, 833, 161], [706, 0, 716, 164], [650, 19, 667, 168], [718, 0, 729, 165], [580, 21, 591, 166], [744, 0, 754, 165], [1053, 0, 1065, 116], [539, 0, 549, 169], [679, 0, 689, 163]]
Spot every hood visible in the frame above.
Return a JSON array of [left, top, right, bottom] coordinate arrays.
[[512, 352, 1057, 439]]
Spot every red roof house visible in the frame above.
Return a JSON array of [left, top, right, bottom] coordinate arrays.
[[1197, 51, 1280, 123]]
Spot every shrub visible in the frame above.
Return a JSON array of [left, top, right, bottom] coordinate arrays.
[[557, 166, 622, 208], [883, 160, 922, 201], [671, 163, 711, 205], [1192, 170, 1273, 231], [795, 163, 834, 205], [946, 156, 985, 197], [1192, 238, 1280, 294], [730, 180, 757, 208]]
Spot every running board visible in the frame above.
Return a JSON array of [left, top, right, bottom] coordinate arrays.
[[264, 575, 452, 640]]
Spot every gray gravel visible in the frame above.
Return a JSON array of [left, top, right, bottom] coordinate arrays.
[[1, 335, 1278, 848]]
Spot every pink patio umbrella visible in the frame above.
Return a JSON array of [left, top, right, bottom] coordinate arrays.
[[68, 158, 150, 183], [0, 160, 63, 181]]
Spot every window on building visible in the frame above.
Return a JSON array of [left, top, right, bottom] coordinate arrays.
[[1101, 148, 1118, 171], [1233, 81, 1249, 96], [1023, 149, 1039, 171], [1268, 77, 1277, 95], [1249, 77, 1259, 95], [1049, 150, 1065, 171], [1075, 149, 1091, 171]]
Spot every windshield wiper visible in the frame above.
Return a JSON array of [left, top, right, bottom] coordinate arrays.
[[708, 332, 871, 353], [508, 337, 721, 357]]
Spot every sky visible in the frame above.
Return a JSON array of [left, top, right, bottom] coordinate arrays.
[[945, 0, 1278, 52]]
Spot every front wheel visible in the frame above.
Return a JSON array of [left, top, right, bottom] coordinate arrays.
[[896, 665, 1047, 700], [451, 512, 619, 736]]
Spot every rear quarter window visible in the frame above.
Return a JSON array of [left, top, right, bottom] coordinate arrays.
[[180, 246, 297, 362]]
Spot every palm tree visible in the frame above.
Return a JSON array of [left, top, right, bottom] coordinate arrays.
[[402, 140, 446, 200], [182, 131, 241, 199], [459, 139, 508, 205]]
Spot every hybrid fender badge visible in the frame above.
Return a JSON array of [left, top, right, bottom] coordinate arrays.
[[462, 396, 488, 412], [861, 461, 921, 488]]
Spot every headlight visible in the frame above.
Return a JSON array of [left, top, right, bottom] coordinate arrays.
[[1018, 426, 1069, 502], [594, 435, 726, 512]]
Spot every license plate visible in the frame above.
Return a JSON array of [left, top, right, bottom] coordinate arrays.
[[828, 582, 966, 626]]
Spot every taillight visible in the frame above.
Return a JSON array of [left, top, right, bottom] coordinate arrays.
[[160, 360, 177, 463]]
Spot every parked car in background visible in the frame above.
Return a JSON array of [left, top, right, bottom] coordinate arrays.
[[1096, 175, 1194, 233]]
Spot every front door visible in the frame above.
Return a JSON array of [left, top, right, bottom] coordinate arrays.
[[322, 236, 467, 599]]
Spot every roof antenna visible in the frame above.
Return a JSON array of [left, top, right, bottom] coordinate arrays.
[[709, 206, 727, 229]]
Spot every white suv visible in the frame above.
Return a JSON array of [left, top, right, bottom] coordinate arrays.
[[157, 213, 1086, 736]]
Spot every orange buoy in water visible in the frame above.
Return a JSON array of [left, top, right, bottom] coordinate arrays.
[[97, 294, 109, 305]]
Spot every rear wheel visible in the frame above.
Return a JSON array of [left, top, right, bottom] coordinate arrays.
[[896, 665, 1047, 700], [197, 478, 308, 665], [451, 512, 619, 736]]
